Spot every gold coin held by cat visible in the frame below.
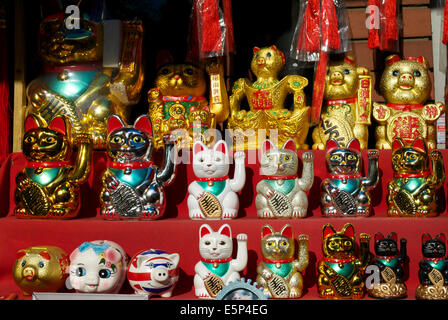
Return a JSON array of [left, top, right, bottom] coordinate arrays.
[[199, 192, 222, 218], [205, 273, 225, 298]]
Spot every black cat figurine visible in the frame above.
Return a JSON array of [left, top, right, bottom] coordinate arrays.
[[416, 233, 448, 299], [368, 232, 407, 299]]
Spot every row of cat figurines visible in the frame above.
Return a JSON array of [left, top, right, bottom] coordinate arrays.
[[15, 113, 445, 220]]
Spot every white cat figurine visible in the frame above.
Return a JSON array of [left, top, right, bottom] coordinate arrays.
[[194, 224, 248, 299], [256, 139, 314, 219], [188, 140, 246, 219]]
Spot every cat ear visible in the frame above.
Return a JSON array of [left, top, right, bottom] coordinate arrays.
[[108, 115, 125, 134], [411, 137, 427, 153], [347, 138, 360, 153], [325, 139, 339, 153], [218, 224, 232, 238], [322, 224, 336, 239], [422, 233, 432, 244], [280, 224, 293, 239], [134, 115, 153, 136], [436, 233, 446, 244], [261, 225, 274, 239], [193, 141, 207, 156], [342, 223, 355, 239], [374, 232, 384, 243], [213, 140, 228, 155], [261, 139, 275, 154], [25, 115, 40, 132], [392, 138, 405, 151], [48, 117, 67, 135], [199, 224, 213, 238], [282, 139, 296, 152], [387, 232, 398, 243]]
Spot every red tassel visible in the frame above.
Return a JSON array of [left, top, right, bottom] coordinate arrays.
[[381, 0, 398, 50], [367, 0, 380, 49], [0, 8, 10, 165], [443, 0, 448, 44], [198, 0, 223, 54], [311, 51, 328, 124], [222, 0, 235, 53], [321, 0, 340, 50], [297, 0, 321, 53]]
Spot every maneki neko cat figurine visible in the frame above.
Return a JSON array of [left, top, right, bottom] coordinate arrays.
[[256, 224, 309, 299], [188, 140, 246, 219], [227, 45, 310, 149], [416, 233, 448, 299], [317, 223, 370, 299], [387, 137, 444, 217], [14, 114, 92, 219], [256, 139, 314, 219], [26, 12, 144, 147], [368, 232, 408, 299], [312, 56, 372, 150], [372, 55, 444, 149], [147, 58, 229, 149], [194, 224, 248, 299], [321, 138, 379, 217], [69, 240, 128, 294], [100, 114, 177, 220]]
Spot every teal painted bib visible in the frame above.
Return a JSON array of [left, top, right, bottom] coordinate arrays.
[[264, 262, 293, 278], [264, 179, 296, 195], [109, 167, 154, 188], [327, 261, 355, 279], [26, 167, 66, 186], [196, 180, 227, 196], [201, 261, 229, 277]]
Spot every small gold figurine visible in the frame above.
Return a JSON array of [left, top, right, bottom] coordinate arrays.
[[387, 137, 445, 217], [14, 114, 92, 219], [312, 56, 372, 150], [373, 55, 444, 149], [26, 13, 144, 147], [147, 60, 228, 149], [317, 223, 370, 299], [13, 246, 69, 295], [227, 45, 310, 149]]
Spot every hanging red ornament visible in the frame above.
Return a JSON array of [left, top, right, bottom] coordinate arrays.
[[0, 2, 10, 165]]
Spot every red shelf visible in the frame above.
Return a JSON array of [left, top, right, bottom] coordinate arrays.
[[1, 149, 448, 300]]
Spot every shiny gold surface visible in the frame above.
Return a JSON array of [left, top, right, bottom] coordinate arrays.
[[312, 57, 372, 150], [227, 45, 310, 150], [12, 246, 69, 295], [373, 55, 444, 149]]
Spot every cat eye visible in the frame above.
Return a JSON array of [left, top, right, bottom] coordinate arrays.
[[184, 68, 194, 75], [132, 136, 143, 143], [266, 241, 275, 247], [24, 136, 35, 144], [266, 52, 272, 58], [413, 70, 421, 77], [39, 262, 45, 268], [204, 241, 211, 245], [347, 154, 356, 160], [45, 137, 56, 143], [280, 241, 288, 247], [344, 241, 352, 247], [392, 70, 399, 76], [408, 154, 417, 159], [21, 260, 26, 267], [111, 136, 123, 144], [160, 68, 170, 75], [219, 241, 226, 246], [330, 154, 340, 161], [99, 269, 111, 279], [282, 155, 291, 161]]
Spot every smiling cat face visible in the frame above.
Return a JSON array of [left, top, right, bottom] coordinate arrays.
[[199, 224, 233, 260], [192, 141, 229, 178]]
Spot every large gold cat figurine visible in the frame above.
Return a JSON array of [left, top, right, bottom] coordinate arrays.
[[312, 56, 372, 150], [14, 114, 92, 219], [147, 60, 228, 149], [227, 45, 310, 150]]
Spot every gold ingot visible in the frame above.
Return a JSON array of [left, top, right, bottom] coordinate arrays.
[[227, 45, 310, 150], [312, 56, 372, 150], [373, 55, 444, 149]]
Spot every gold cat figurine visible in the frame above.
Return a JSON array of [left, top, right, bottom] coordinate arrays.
[[312, 56, 372, 150], [147, 60, 228, 149], [14, 114, 92, 219], [227, 45, 310, 150]]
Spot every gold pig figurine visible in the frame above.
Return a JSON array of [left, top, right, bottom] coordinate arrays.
[[373, 55, 444, 149], [227, 45, 310, 150], [13, 246, 69, 295], [14, 114, 92, 219], [312, 56, 372, 150]]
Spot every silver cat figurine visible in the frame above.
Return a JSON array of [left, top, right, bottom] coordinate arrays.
[[256, 139, 314, 219]]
